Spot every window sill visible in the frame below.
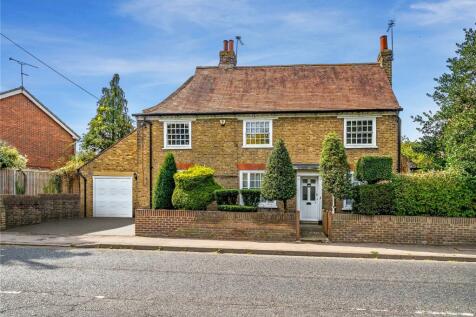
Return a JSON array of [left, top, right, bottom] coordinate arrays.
[[242, 145, 273, 149], [344, 145, 378, 149], [341, 207, 352, 211], [163, 146, 192, 150]]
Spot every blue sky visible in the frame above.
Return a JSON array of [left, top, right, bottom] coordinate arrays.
[[1, 0, 475, 140]]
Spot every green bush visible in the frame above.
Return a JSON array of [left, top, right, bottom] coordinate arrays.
[[0, 141, 27, 169], [355, 156, 393, 184], [217, 205, 257, 212], [352, 183, 395, 215], [241, 189, 261, 207], [392, 171, 476, 217], [152, 153, 177, 209], [43, 175, 62, 194], [172, 165, 222, 210], [214, 189, 239, 205]]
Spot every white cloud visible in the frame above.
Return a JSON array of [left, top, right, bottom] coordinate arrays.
[[404, 0, 476, 25]]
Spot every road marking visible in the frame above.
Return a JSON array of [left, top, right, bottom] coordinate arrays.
[[95, 295, 105, 299], [0, 290, 22, 294], [415, 311, 474, 316]]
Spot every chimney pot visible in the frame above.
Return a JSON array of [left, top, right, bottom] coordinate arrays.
[[223, 40, 229, 51], [380, 35, 388, 52], [228, 39, 234, 52]]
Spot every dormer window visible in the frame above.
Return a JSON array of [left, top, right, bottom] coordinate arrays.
[[243, 119, 273, 148]]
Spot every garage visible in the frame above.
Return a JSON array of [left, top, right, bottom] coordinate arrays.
[[93, 176, 133, 217]]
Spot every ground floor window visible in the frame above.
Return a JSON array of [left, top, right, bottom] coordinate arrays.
[[239, 170, 276, 208], [342, 172, 361, 211]]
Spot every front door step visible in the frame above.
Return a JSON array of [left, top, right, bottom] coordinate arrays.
[[300, 223, 329, 243]]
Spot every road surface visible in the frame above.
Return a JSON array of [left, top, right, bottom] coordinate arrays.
[[1, 246, 475, 316]]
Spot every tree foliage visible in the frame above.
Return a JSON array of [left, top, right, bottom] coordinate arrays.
[[413, 25, 476, 175], [320, 133, 351, 211], [82, 74, 134, 153], [152, 153, 177, 209], [54, 151, 95, 177], [400, 137, 438, 171], [0, 141, 27, 169], [261, 139, 296, 210]]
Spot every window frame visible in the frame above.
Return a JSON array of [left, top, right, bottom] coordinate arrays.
[[343, 117, 377, 149], [163, 121, 192, 149], [239, 170, 277, 208], [242, 119, 273, 148], [342, 172, 362, 211]]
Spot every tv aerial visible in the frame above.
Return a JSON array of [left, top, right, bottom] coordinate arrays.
[[9, 57, 38, 87]]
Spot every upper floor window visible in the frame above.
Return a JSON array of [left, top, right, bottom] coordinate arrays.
[[243, 120, 273, 148], [163, 121, 192, 149], [344, 117, 377, 148]]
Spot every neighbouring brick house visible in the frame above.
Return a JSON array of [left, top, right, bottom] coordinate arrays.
[[79, 35, 401, 221], [0, 87, 79, 170]]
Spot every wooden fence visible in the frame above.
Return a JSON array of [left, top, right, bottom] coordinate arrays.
[[0, 169, 51, 195]]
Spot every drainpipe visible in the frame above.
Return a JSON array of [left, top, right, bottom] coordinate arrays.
[[78, 170, 87, 217], [397, 115, 402, 173], [148, 120, 153, 207]]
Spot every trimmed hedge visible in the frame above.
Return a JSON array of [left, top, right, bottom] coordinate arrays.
[[392, 172, 476, 217], [352, 183, 395, 215], [172, 166, 222, 210], [355, 156, 393, 184], [217, 205, 258, 212], [241, 189, 261, 207], [214, 189, 239, 205]]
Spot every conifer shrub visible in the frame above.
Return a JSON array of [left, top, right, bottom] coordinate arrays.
[[152, 153, 177, 209]]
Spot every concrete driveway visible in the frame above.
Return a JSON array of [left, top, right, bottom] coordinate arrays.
[[5, 218, 134, 236]]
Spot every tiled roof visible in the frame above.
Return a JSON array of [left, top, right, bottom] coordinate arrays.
[[142, 63, 400, 115]]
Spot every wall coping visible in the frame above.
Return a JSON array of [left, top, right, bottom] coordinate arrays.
[[326, 211, 476, 225]]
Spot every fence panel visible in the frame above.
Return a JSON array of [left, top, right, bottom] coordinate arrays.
[[0, 169, 51, 195]]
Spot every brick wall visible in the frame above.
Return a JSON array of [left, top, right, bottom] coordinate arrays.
[[135, 209, 300, 241], [324, 211, 476, 245], [0, 194, 80, 230], [136, 114, 399, 211], [79, 130, 137, 217], [0, 93, 76, 169]]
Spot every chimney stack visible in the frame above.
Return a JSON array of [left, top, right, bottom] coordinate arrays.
[[377, 35, 393, 85], [219, 38, 237, 68]]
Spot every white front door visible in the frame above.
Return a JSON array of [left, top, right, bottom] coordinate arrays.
[[299, 176, 321, 221], [93, 176, 133, 217]]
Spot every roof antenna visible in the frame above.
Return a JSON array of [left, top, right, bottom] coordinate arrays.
[[9, 57, 38, 88], [387, 19, 395, 53], [235, 35, 244, 60]]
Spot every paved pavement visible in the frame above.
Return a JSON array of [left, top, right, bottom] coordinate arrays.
[[0, 246, 475, 316], [2, 219, 476, 261]]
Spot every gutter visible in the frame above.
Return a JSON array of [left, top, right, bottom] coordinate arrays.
[[132, 108, 403, 118]]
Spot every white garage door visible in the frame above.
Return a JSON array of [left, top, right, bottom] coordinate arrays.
[[93, 176, 133, 217]]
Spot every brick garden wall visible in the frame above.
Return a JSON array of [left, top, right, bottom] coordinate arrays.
[[135, 209, 300, 241], [0, 194, 80, 230], [324, 211, 476, 245]]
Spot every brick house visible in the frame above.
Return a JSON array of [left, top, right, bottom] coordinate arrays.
[[79, 35, 401, 220], [0, 87, 79, 170]]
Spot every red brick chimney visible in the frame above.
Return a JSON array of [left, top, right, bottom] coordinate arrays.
[[377, 35, 393, 85], [219, 39, 237, 68]]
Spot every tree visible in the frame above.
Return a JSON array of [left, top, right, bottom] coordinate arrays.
[[400, 137, 438, 171], [320, 133, 351, 213], [152, 153, 177, 209], [82, 74, 134, 153], [0, 141, 27, 169], [413, 25, 476, 175], [261, 139, 296, 211]]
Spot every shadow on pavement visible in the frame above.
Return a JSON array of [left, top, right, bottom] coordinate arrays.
[[0, 246, 91, 270]]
